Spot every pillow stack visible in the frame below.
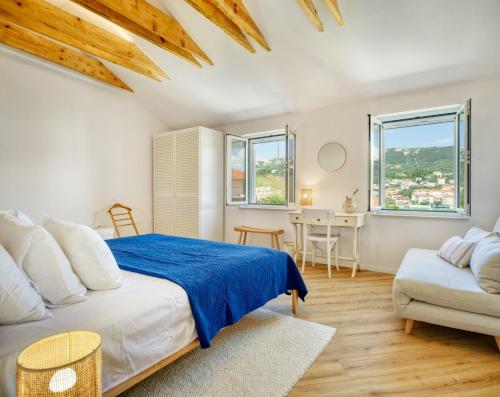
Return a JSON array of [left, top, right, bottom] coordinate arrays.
[[0, 215, 87, 306], [44, 217, 121, 290], [0, 244, 51, 324], [438, 221, 500, 294], [0, 210, 122, 325]]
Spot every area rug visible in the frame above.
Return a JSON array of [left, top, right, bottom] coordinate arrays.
[[121, 309, 335, 397]]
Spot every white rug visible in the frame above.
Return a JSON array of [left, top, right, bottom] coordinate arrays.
[[122, 309, 335, 397]]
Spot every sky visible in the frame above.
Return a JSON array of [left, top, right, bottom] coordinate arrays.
[[384, 121, 455, 149], [254, 140, 286, 161]]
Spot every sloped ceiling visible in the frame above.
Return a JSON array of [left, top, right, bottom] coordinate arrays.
[[19, 0, 500, 129]]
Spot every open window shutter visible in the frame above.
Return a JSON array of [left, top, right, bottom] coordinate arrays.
[[226, 134, 248, 205], [286, 125, 296, 206], [455, 99, 472, 215], [463, 99, 472, 215], [368, 115, 382, 211]]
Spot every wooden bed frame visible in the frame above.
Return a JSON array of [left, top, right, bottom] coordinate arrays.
[[103, 290, 299, 396]]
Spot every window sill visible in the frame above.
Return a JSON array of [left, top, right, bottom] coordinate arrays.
[[371, 210, 470, 220], [237, 205, 298, 211]]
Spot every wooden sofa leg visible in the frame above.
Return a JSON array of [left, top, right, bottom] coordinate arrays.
[[405, 319, 415, 334], [495, 336, 500, 352]]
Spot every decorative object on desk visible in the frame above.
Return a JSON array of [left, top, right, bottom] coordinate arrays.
[[342, 188, 359, 213], [16, 330, 102, 397], [299, 188, 313, 207], [318, 142, 346, 172]]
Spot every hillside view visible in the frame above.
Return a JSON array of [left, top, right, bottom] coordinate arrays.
[[377, 146, 462, 210]]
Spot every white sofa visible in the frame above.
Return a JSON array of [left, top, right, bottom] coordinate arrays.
[[393, 247, 500, 351]]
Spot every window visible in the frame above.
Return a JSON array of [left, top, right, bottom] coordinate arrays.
[[369, 100, 471, 215], [227, 127, 296, 206]]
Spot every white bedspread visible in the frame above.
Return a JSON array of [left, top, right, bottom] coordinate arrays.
[[0, 270, 197, 396]]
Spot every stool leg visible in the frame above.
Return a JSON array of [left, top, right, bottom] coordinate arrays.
[[237, 232, 243, 244], [242, 232, 247, 245]]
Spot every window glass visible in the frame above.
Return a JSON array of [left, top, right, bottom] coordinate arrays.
[[249, 136, 286, 205], [382, 121, 456, 211], [230, 139, 247, 203]]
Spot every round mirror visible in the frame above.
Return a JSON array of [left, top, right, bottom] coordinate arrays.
[[318, 142, 346, 172]]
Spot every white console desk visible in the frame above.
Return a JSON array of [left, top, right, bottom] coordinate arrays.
[[288, 211, 366, 278]]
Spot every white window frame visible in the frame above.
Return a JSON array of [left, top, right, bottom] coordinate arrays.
[[368, 100, 471, 216], [226, 127, 296, 207]]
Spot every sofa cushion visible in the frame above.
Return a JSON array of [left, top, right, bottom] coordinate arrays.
[[493, 217, 500, 233], [437, 236, 476, 268], [470, 235, 500, 293], [394, 248, 500, 317], [464, 226, 494, 242]]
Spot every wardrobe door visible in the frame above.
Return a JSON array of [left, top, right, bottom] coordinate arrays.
[[174, 129, 200, 238], [154, 133, 175, 235]]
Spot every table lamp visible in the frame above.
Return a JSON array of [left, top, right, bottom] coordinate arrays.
[[299, 189, 313, 207], [16, 331, 101, 397]]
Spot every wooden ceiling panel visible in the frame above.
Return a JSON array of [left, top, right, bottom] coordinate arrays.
[[72, 0, 212, 65], [185, 0, 255, 53], [0, 19, 132, 91], [211, 0, 270, 51], [324, 0, 344, 26], [0, 0, 166, 80], [297, 0, 324, 32]]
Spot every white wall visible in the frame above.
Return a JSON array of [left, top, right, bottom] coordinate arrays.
[[0, 50, 165, 231], [221, 76, 500, 273]]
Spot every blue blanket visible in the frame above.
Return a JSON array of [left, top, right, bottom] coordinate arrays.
[[106, 234, 307, 348]]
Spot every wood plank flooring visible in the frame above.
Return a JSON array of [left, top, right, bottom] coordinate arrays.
[[264, 265, 500, 397]]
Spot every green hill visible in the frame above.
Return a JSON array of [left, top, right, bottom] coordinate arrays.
[[384, 146, 454, 180]]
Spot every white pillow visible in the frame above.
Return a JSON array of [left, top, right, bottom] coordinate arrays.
[[0, 244, 51, 325], [0, 214, 33, 265], [0, 210, 34, 225], [44, 217, 121, 290], [470, 235, 500, 293], [438, 236, 476, 268], [0, 215, 87, 305], [493, 217, 500, 233], [464, 226, 494, 242]]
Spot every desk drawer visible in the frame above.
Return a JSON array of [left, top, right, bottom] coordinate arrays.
[[336, 216, 356, 227], [289, 214, 302, 223]]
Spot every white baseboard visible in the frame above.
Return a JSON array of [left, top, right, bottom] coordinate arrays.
[[298, 254, 396, 275]]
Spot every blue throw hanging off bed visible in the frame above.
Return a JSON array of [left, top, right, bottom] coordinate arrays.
[[106, 234, 308, 348]]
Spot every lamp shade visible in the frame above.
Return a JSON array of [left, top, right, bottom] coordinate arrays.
[[299, 189, 313, 206], [17, 331, 101, 397]]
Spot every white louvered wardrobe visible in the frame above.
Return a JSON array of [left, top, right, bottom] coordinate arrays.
[[153, 126, 224, 241]]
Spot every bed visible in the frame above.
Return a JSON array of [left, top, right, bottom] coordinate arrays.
[[0, 234, 307, 396]]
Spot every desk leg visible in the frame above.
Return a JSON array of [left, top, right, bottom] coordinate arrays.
[[351, 226, 360, 278], [293, 223, 299, 262]]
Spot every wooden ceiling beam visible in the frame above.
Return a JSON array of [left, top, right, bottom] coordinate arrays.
[[323, 0, 344, 26], [0, 19, 132, 91], [185, 0, 254, 53], [71, 0, 211, 66], [297, 0, 324, 32], [0, 0, 166, 81], [211, 0, 270, 51]]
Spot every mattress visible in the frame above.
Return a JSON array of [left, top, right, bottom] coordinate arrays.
[[0, 270, 197, 396]]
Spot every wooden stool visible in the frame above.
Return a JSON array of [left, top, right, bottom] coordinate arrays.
[[234, 226, 284, 249]]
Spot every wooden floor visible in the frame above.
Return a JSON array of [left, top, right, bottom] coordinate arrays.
[[264, 265, 500, 397]]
